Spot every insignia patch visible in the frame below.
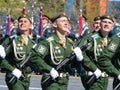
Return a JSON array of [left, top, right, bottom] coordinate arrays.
[[37, 44, 46, 55], [108, 42, 118, 52]]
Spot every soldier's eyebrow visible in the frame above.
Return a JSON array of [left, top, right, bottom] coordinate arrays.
[[102, 20, 113, 24]]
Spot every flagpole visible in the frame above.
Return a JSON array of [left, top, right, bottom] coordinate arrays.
[[79, 0, 83, 35], [38, 6, 43, 36]]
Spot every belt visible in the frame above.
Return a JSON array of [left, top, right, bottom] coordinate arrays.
[[44, 72, 68, 78], [87, 71, 108, 77], [24, 73, 31, 78]]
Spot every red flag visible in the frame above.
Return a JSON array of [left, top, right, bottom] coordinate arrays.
[[79, 15, 82, 35], [100, 0, 106, 16], [22, 7, 26, 15]]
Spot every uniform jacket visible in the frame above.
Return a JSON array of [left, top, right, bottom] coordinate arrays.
[[0, 33, 35, 78], [78, 31, 120, 77], [30, 33, 75, 74]]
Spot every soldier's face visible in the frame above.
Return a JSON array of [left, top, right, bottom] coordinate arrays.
[[101, 19, 114, 32], [93, 20, 101, 32], [18, 18, 32, 31], [55, 17, 69, 33], [42, 19, 49, 26]]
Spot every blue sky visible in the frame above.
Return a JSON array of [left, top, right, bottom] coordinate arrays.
[[109, 0, 120, 1], [64, 0, 76, 16], [64, 0, 76, 9]]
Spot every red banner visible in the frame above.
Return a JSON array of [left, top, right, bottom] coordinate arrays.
[[22, 7, 26, 15], [100, 0, 106, 16], [79, 15, 82, 35]]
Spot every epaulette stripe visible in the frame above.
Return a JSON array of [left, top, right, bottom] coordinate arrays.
[[91, 34, 99, 39], [46, 36, 54, 42]]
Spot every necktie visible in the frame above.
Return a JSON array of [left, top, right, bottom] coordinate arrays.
[[59, 39, 66, 48], [101, 38, 107, 48], [21, 35, 28, 46]]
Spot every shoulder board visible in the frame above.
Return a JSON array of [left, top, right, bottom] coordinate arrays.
[[46, 36, 54, 42], [9, 35, 17, 39], [67, 38, 73, 43], [83, 26, 89, 30], [91, 33, 99, 39]]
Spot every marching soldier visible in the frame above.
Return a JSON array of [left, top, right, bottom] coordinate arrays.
[[29, 13, 83, 90], [11, 20, 18, 36], [92, 16, 101, 33], [77, 14, 120, 90], [81, 15, 90, 37], [109, 16, 120, 36], [98, 27, 120, 89], [0, 13, 71, 90], [0, 14, 35, 90], [42, 14, 54, 38]]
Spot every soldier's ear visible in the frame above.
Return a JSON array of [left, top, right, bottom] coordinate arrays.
[[29, 24, 33, 30], [111, 23, 115, 30], [52, 22, 57, 28]]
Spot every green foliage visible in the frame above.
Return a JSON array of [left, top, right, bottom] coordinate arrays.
[[0, 0, 65, 19], [38, 0, 65, 18], [85, 0, 100, 27], [0, 0, 24, 18]]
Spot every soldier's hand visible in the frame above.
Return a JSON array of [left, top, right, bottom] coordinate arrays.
[[74, 47, 83, 61], [94, 68, 102, 78], [0, 45, 6, 58], [12, 68, 22, 79], [50, 68, 59, 80]]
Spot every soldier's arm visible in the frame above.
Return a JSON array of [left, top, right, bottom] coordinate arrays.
[[82, 51, 98, 72], [78, 34, 98, 72], [0, 58, 15, 72], [0, 38, 15, 72], [30, 41, 52, 73]]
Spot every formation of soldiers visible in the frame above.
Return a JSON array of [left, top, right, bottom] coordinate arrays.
[[0, 9, 120, 90]]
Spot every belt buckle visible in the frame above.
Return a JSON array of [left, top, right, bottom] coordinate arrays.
[[101, 72, 108, 77], [27, 74, 31, 77], [60, 73, 66, 78]]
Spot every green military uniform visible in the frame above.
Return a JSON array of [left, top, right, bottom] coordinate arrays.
[[97, 33, 120, 89], [79, 32, 120, 90], [0, 33, 35, 90], [78, 32, 109, 90], [30, 33, 75, 90], [43, 26, 54, 38], [11, 28, 18, 36], [77, 15, 120, 90]]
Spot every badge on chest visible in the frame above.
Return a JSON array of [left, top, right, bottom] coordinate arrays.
[[54, 46, 62, 55], [13, 40, 26, 60], [50, 42, 64, 65]]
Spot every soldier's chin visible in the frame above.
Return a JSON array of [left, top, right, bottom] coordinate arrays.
[[64, 29, 69, 32]]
